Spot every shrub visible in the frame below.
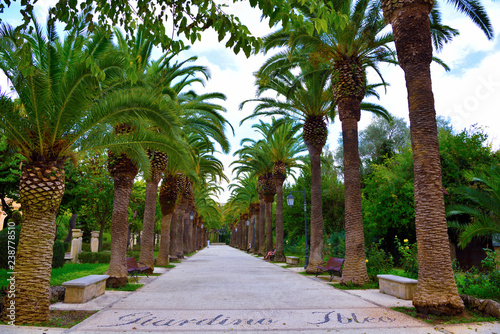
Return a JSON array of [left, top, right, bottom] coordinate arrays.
[[324, 231, 345, 259], [102, 242, 111, 251], [366, 240, 394, 280], [456, 249, 500, 301], [52, 240, 66, 268], [394, 236, 418, 278], [78, 251, 111, 264], [81, 243, 91, 252], [0, 224, 21, 269]]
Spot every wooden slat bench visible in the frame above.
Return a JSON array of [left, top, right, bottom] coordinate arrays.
[[315, 257, 344, 282], [377, 274, 418, 300], [62, 275, 109, 303], [127, 257, 150, 282]]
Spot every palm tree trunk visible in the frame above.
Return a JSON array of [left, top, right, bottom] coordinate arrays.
[[274, 178, 286, 262], [265, 200, 274, 252], [178, 210, 185, 255], [106, 173, 135, 287], [170, 209, 178, 257], [258, 195, 266, 255], [306, 144, 324, 273], [382, 0, 464, 315], [139, 178, 160, 272], [156, 213, 172, 266], [3, 164, 65, 324], [338, 102, 369, 285]]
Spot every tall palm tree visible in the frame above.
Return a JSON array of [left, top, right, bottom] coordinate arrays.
[[232, 141, 276, 254], [106, 28, 185, 287], [0, 20, 181, 323], [380, 0, 492, 314], [289, 0, 395, 285], [241, 64, 335, 271], [250, 118, 306, 261]]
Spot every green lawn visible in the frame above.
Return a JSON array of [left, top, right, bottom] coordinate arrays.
[[0, 263, 109, 288]]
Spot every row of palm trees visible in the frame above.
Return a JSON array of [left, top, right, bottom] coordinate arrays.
[[0, 18, 228, 323], [226, 0, 493, 316]]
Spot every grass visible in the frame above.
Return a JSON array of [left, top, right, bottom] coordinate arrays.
[[0, 263, 109, 287], [392, 306, 498, 325], [0, 310, 97, 328], [107, 283, 144, 291], [331, 280, 379, 290], [155, 264, 176, 268]]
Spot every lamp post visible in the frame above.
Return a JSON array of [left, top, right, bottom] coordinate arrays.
[[286, 190, 309, 269]]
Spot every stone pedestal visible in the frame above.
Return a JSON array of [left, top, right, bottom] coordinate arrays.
[[71, 229, 83, 263], [91, 231, 100, 252]]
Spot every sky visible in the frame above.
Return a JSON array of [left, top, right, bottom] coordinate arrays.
[[1, 1, 500, 204]]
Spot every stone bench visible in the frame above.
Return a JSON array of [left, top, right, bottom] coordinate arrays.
[[62, 275, 109, 303], [286, 256, 299, 265], [377, 274, 418, 300]]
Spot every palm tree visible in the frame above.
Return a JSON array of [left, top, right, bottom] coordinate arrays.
[[241, 64, 335, 271], [0, 20, 181, 323], [447, 166, 500, 248], [250, 118, 306, 261], [290, 0, 395, 285], [232, 141, 276, 254], [106, 28, 186, 287], [380, 0, 492, 315]]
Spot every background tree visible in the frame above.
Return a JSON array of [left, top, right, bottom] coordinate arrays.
[[0, 132, 21, 229]]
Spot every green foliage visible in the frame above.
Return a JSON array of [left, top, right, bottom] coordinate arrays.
[[395, 236, 418, 278], [362, 148, 416, 252], [324, 231, 346, 259], [52, 240, 66, 269], [78, 251, 111, 264], [439, 124, 499, 208], [366, 240, 394, 280], [0, 224, 20, 269], [447, 165, 500, 248], [455, 249, 500, 301]]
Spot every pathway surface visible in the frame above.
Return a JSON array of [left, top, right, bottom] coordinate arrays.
[[2, 245, 498, 333], [65, 245, 500, 333]]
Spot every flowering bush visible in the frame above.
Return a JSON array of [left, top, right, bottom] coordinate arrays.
[[394, 236, 418, 278], [366, 240, 394, 280]]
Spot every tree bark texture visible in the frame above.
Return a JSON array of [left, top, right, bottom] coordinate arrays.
[[306, 144, 324, 273], [169, 209, 178, 256], [2, 164, 64, 324], [265, 200, 274, 252], [383, 0, 464, 315], [156, 213, 172, 266], [139, 179, 160, 272], [258, 196, 266, 255], [106, 174, 135, 287], [177, 209, 185, 255], [338, 102, 369, 285], [274, 178, 286, 262]]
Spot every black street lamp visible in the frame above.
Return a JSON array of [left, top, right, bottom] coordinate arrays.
[[286, 190, 309, 269]]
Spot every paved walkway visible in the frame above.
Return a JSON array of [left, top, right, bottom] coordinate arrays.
[[2, 245, 499, 333]]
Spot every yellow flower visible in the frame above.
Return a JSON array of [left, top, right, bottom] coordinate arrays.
[[365, 259, 369, 263], [404, 239, 408, 243], [405, 246, 409, 250]]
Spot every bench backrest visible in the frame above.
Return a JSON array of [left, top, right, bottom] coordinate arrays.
[[326, 257, 344, 269], [126, 257, 139, 269]]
